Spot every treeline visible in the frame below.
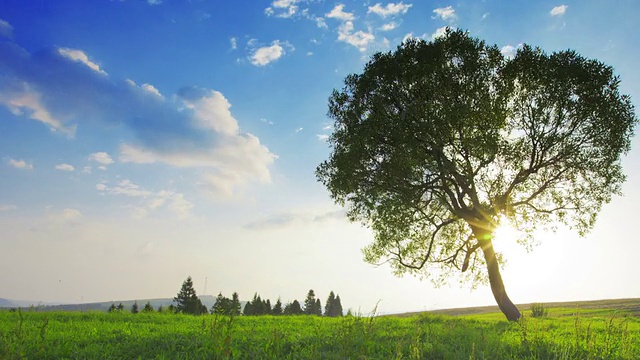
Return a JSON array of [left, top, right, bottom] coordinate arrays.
[[107, 276, 344, 317]]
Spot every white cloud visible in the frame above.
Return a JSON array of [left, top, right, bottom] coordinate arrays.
[[338, 21, 375, 52], [481, 12, 490, 21], [326, 4, 355, 21], [58, 48, 107, 75], [0, 39, 277, 199], [260, 118, 274, 125], [550, 5, 568, 16], [96, 183, 107, 191], [108, 179, 152, 197], [179, 88, 239, 135], [265, 0, 299, 18], [148, 0, 161, 5], [55, 163, 74, 171], [0, 204, 17, 212], [432, 6, 456, 21], [368, 2, 412, 18], [98, 181, 194, 218], [295, 127, 303, 133], [501, 44, 522, 59], [307, 51, 314, 56], [380, 22, 398, 31], [316, 134, 329, 142], [89, 152, 114, 165], [230, 37, 237, 50], [7, 158, 33, 170], [48, 208, 83, 223], [316, 17, 328, 29], [250, 41, 288, 66], [0, 89, 76, 136], [0, 19, 14, 39], [431, 26, 448, 40]]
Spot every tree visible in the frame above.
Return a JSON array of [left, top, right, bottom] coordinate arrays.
[[211, 292, 232, 315], [303, 289, 317, 315], [231, 292, 242, 316], [173, 276, 206, 315], [116, 303, 124, 312], [315, 299, 322, 316], [283, 300, 303, 315], [243, 301, 253, 316], [107, 303, 116, 313], [143, 302, 154, 313], [272, 298, 283, 315], [131, 301, 139, 314], [324, 291, 344, 317], [316, 29, 637, 321]]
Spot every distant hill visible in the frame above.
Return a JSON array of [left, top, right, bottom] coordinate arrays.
[[390, 297, 640, 317], [1, 295, 247, 312]]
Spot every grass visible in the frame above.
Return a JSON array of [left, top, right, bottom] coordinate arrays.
[[0, 303, 639, 359]]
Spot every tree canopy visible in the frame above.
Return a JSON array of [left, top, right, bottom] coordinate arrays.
[[316, 29, 637, 321]]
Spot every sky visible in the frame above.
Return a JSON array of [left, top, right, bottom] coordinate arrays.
[[0, 0, 639, 314]]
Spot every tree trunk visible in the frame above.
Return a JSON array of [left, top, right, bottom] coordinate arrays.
[[473, 226, 521, 321]]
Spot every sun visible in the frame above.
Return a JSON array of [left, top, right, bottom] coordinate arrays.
[[492, 216, 524, 257]]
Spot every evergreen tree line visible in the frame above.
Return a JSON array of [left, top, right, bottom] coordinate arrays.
[[106, 277, 344, 317]]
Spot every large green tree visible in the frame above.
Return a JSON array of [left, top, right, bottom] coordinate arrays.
[[316, 29, 637, 321], [173, 276, 206, 315]]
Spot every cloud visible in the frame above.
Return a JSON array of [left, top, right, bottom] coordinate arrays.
[[0, 36, 276, 198], [432, 6, 456, 21], [294, 127, 303, 133], [47, 208, 83, 223], [368, 2, 412, 18], [337, 21, 375, 51], [550, 5, 568, 16], [250, 40, 292, 66], [500, 44, 522, 59], [230, 37, 237, 50], [7, 158, 33, 170], [380, 22, 398, 31], [326, 4, 355, 21], [0, 19, 14, 39], [0, 204, 17, 212], [58, 48, 107, 75], [55, 163, 74, 171], [89, 152, 114, 165], [265, 0, 299, 18], [244, 209, 346, 230], [431, 26, 448, 40], [147, 0, 162, 5], [316, 17, 328, 29], [316, 134, 329, 142], [97, 180, 194, 218]]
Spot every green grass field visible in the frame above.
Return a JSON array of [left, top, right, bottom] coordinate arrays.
[[1, 301, 639, 359]]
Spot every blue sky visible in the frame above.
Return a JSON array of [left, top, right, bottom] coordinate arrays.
[[1, 0, 639, 313]]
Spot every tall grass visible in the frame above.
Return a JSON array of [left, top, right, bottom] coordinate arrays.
[[0, 307, 638, 359]]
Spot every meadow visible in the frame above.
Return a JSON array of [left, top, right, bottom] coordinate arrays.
[[1, 302, 638, 359]]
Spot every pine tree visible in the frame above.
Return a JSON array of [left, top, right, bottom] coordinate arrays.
[[284, 300, 303, 315], [303, 289, 317, 315], [157, 305, 164, 313], [325, 291, 335, 317], [143, 302, 154, 313], [264, 299, 272, 314], [211, 292, 232, 315], [108, 303, 116, 313], [315, 299, 322, 316], [116, 303, 124, 312], [243, 301, 253, 316], [173, 276, 205, 315], [272, 298, 283, 315], [334, 295, 343, 317], [131, 301, 139, 314], [231, 292, 241, 316]]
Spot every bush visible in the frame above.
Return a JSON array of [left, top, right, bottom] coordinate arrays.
[[530, 303, 548, 318]]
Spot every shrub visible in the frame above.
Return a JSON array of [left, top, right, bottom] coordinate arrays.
[[530, 303, 548, 318]]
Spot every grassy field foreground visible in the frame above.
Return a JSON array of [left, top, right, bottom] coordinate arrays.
[[0, 305, 638, 359]]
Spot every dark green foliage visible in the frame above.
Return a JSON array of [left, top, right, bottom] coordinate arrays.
[[304, 289, 319, 315], [211, 292, 232, 315], [231, 292, 241, 316], [242, 301, 252, 316], [284, 300, 303, 315], [173, 276, 206, 315], [116, 303, 124, 312], [156, 305, 164, 313], [130, 301, 138, 314], [142, 302, 154, 313], [315, 299, 322, 316], [272, 298, 283, 315], [107, 303, 116, 313], [325, 292, 344, 317]]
